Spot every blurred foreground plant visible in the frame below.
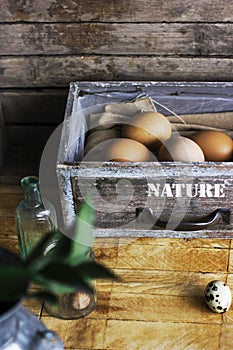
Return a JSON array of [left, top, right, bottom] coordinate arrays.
[[0, 200, 117, 304]]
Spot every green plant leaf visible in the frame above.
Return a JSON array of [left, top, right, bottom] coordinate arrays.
[[33, 275, 77, 294], [67, 199, 95, 266], [0, 265, 30, 301], [25, 200, 95, 271], [24, 229, 73, 272], [74, 262, 118, 280], [32, 262, 94, 295], [6, 197, 120, 301]]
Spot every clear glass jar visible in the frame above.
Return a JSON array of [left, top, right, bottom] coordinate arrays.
[[44, 250, 97, 319], [15, 176, 57, 259], [44, 287, 97, 320]]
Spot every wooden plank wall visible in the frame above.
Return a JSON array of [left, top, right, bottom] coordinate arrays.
[[0, 1, 233, 181]]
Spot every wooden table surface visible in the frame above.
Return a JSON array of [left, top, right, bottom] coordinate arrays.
[[1, 183, 233, 350]]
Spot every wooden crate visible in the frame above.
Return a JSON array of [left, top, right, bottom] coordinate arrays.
[[57, 81, 233, 239]]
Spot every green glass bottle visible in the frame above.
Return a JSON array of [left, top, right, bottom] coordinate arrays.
[[15, 176, 57, 259]]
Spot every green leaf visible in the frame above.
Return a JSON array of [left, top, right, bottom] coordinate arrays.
[[25, 230, 73, 272], [75, 262, 118, 280], [32, 262, 94, 295], [11, 198, 120, 301], [68, 199, 95, 266], [25, 200, 95, 271], [0, 266, 30, 301], [33, 275, 77, 294]]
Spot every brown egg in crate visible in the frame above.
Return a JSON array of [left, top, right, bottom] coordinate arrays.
[[166, 112, 233, 162], [83, 95, 157, 159]]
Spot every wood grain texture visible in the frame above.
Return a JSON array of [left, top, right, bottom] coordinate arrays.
[[42, 319, 226, 350], [110, 269, 228, 296], [0, 0, 232, 23], [104, 320, 222, 350], [42, 318, 107, 349], [1, 23, 232, 56], [1, 57, 233, 88], [219, 325, 233, 350], [116, 243, 229, 272], [107, 293, 220, 323], [118, 237, 231, 249], [0, 193, 22, 216], [0, 217, 18, 235]]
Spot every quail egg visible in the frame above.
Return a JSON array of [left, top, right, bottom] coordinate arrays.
[[204, 280, 232, 313]]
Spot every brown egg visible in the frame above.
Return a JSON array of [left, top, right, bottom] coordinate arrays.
[[84, 138, 154, 162], [158, 136, 205, 162], [122, 111, 172, 151], [190, 131, 233, 161]]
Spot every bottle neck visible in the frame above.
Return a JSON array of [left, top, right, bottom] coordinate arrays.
[[21, 176, 43, 208]]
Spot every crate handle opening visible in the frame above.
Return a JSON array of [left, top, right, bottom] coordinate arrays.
[[136, 207, 231, 231]]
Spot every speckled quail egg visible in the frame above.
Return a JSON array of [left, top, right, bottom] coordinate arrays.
[[204, 280, 232, 313]]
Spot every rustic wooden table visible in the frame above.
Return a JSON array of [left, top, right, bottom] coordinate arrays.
[[1, 182, 233, 349]]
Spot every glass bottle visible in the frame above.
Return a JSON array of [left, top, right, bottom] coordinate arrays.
[[15, 176, 57, 259], [44, 249, 97, 319]]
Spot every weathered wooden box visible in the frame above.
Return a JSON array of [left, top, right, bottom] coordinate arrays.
[[57, 82, 233, 238]]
